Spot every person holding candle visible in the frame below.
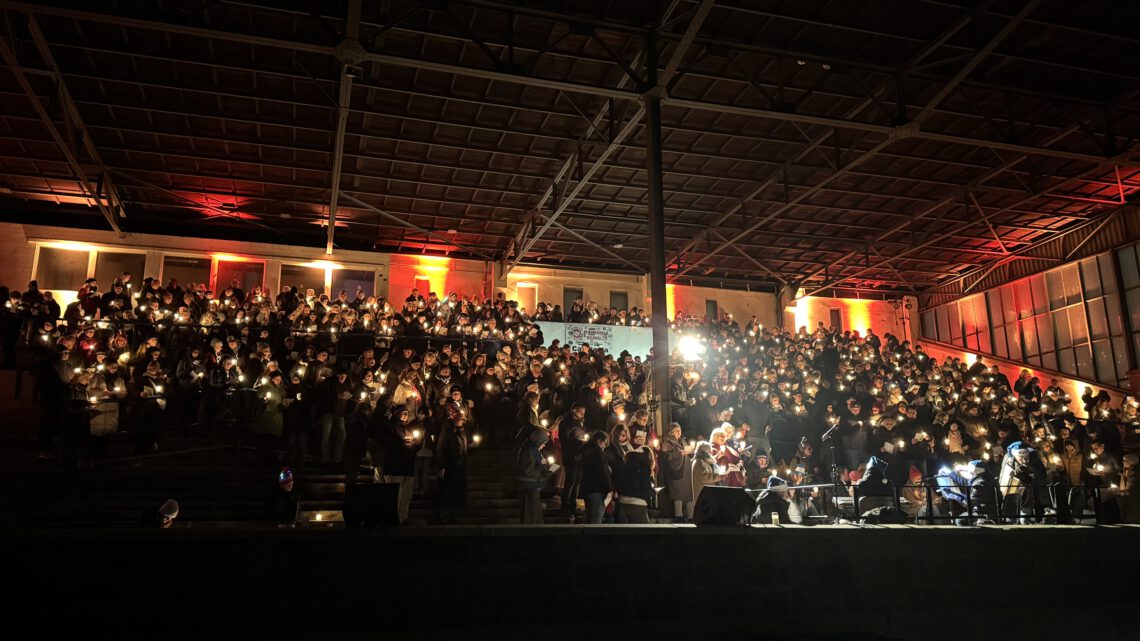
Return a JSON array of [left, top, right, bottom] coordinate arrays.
[[614, 428, 654, 524], [660, 423, 695, 522], [435, 413, 470, 525], [557, 403, 588, 517], [318, 368, 352, 465], [253, 370, 286, 464], [381, 407, 421, 525], [517, 428, 553, 524]]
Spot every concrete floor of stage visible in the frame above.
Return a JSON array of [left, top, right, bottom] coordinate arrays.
[[6, 524, 1137, 640]]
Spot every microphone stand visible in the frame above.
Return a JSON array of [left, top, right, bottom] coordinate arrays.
[[821, 423, 844, 520]]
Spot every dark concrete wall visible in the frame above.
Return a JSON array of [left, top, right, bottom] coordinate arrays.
[[7, 524, 1137, 640]]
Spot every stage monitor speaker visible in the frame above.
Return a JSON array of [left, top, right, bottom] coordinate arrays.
[[342, 482, 400, 528], [692, 486, 754, 526]]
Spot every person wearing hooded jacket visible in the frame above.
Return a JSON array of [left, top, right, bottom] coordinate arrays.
[[689, 441, 724, 511], [517, 428, 552, 524], [660, 422, 694, 522], [999, 441, 1047, 522]]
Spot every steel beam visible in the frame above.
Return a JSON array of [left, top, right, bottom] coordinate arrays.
[[0, 13, 125, 235], [647, 0, 717, 429], [339, 193, 494, 260], [325, 0, 362, 255], [967, 191, 1010, 254]]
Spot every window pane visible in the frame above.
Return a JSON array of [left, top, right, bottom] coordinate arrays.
[[1006, 324, 1022, 361], [1075, 344, 1095, 379], [1026, 355, 1041, 367], [1012, 281, 1032, 319], [94, 251, 146, 288], [1093, 339, 1114, 385], [1041, 352, 1057, 371], [962, 299, 977, 335], [1134, 333, 1140, 370], [948, 304, 962, 341], [978, 329, 991, 354], [986, 291, 1001, 331], [161, 256, 211, 290], [1081, 258, 1102, 299], [1045, 270, 1066, 310], [1001, 285, 1018, 324], [1058, 348, 1077, 375], [281, 264, 326, 296], [1068, 306, 1088, 344], [609, 291, 628, 311], [332, 269, 375, 299], [1126, 288, 1140, 337], [1022, 319, 1039, 356], [1087, 298, 1109, 340], [1053, 310, 1072, 348], [1105, 293, 1125, 336], [937, 307, 950, 342], [1037, 313, 1055, 353], [215, 260, 264, 294], [1119, 246, 1139, 290], [36, 246, 90, 291], [993, 326, 1008, 358], [1099, 254, 1117, 293], [1113, 337, 1130, 382], [1089, 342, 1108, 380], [1062, 264, 1083, 306], [922, 311, 936, 339], [1030, 275, 1049, 314]]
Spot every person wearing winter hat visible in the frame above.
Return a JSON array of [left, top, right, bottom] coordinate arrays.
[[853, 455, 894, 514], [999, 441, 1046, 522], [139, 499, 179, 528], [266, 468, 299, 524], [517, 428, 552, 524], [615, 428, 655, 523], [752, 476, 791, 525]]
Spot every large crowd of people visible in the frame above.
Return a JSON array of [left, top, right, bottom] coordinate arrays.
[[2, 271, 1139, 527]]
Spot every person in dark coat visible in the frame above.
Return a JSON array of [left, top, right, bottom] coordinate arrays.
[[381, 407, 421, 525], [557, 403, 588, 515], [578, 430, 612, 524], [614, 429, 654, 524], [343, 401, 374, 485], [751, 476, 792, 525], [435, 414, 470, 524]]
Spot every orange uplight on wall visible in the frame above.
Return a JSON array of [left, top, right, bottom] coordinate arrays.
[[414, 255, 451, 296], [210, 253, 252, 263], [666, 283, 677, 319], [842, 298, 871, 335]]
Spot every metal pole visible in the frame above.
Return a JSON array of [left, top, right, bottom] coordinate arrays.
[[925, 482, 935, 525], [643, 30, 672, 431]]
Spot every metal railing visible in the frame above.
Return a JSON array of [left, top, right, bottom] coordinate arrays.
[[756, 480, 1107, 525]]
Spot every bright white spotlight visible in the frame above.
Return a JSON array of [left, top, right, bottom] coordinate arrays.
[[679, 335, 706, 362]]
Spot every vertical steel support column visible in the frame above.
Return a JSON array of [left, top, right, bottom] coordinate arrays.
[[643, 31, 672, 431]]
